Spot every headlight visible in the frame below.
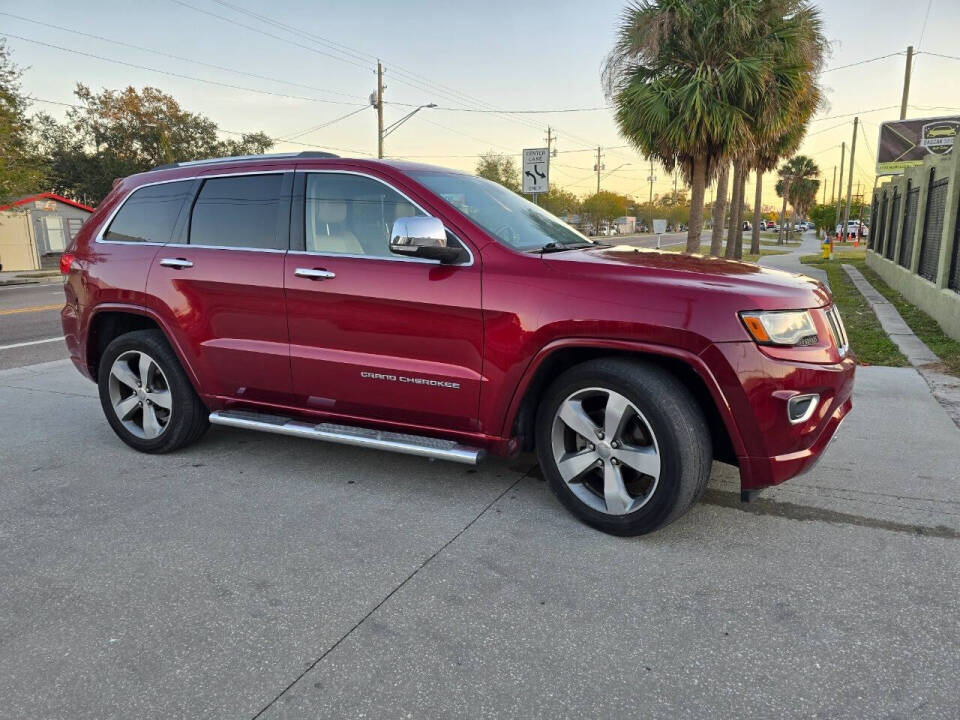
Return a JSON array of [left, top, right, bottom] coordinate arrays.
[[739, 310, 819, 346]]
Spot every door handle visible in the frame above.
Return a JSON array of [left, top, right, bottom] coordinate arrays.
[[295, 268, 336, 280], [160, 258, 194, 269]]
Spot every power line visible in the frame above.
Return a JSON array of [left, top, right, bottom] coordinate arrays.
[[916, 51, 960, 62], [165, 0, 373, 73], [0, 11, 365, 101], [25, 96, 375, 156], [822, 52, 905, 73], [281, 106, 369, 141], [1, 32, 366, 106]]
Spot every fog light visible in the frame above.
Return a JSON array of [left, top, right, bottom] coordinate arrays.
[[787, 394, 819, 424]]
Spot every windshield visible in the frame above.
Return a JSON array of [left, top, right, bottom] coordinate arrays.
[[409, 171, 593, 251]]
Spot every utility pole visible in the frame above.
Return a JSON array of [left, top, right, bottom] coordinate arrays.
[[673, 169, 678, 205], [900, 46, 913, 120], [831, 165, 836, 204], [822, 174, 827, 205], [595, 146, 603, 194], [545, 126, 556, 157], [648, 157, 654, 207], [834, 142, 846, 232], [842, 117, 858, 239], [376, 61, 384, 159]]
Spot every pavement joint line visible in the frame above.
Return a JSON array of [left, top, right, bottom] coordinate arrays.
[[0, 383, 97, 399], [702, 489, 960, 539], [248, 464, 535, 720]]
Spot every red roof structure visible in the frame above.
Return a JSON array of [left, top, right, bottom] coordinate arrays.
[[0, 193, 94, 213]]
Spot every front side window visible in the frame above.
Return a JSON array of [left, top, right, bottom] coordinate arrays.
[[189, 174, 285, 250], [103, 181, 192, 243], [409, 171, 591, 251], [305, 173, 425, 257]]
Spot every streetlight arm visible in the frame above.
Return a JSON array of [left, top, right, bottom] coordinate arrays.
[[382, 104, 436, 138]]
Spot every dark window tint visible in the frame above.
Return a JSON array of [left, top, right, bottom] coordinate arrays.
[[305, 173, 424, 257], [190, 174, 284, 250], [104, 181, 192, 243]]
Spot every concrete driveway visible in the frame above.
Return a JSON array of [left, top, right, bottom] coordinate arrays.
[[1, 360, 958, 719]]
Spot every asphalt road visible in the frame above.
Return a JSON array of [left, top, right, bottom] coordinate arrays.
[[0, 281, 68, 370], [2, 358, 958, 718]]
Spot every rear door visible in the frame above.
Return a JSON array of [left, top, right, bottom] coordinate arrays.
[[146, 170, 294, 404], [284, 170, 483, 432]]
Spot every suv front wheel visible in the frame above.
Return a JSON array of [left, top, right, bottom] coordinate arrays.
[[535, 358, 712, 536], [97, 329, 209, 453]]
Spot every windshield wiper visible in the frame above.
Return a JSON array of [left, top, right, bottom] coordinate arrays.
[[530, 242, 596, 254]]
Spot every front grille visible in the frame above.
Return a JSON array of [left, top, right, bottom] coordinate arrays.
[[825, 305, 849, 356]]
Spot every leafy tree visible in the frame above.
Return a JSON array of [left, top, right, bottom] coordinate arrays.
[[0, 40, 45, 204], [475, 151, 521, 193], [34, 84, 274, 205], [807, 203, 835, 238], [581, 191, 629, 232], [536, 186, 581, 218]]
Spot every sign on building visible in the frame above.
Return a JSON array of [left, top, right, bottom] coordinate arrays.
[[522, 148, 550, 195], [876, 115, 959, 174]]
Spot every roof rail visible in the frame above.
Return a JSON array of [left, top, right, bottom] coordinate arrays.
[[154, 150, 340, 171]]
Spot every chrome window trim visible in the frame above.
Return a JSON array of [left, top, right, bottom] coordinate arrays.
[[295, 168, 474, 267], [94, 170, 288, 247]]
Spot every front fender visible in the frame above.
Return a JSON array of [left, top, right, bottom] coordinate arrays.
[[498, 337, 750, 463]]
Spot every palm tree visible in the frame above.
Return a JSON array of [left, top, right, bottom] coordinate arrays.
[[603, 0, 763, 253], [604, 0, 826, 256], [775, 154, 820, 243], [729, 0, 827, 258]]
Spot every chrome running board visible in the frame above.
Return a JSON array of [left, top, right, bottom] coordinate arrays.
[[208, 410, 484, 465]]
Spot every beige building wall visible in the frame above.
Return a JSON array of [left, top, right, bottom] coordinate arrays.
[[0, 211, 40, 272]]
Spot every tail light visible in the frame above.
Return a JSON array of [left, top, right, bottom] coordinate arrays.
[[59, 252, 76, 274]]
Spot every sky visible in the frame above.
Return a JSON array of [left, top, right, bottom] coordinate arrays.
[[3, 0, 959, 210]]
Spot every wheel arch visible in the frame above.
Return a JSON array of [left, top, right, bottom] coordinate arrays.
[[86, 304, 203, 394], [505, 339, 744, 467]]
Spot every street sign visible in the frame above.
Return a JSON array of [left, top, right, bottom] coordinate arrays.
[[876, 115, 959, 174], [653, 219, 667, 234], [522, 148, 550, 195]]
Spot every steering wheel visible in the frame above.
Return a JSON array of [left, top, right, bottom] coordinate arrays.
[[493, 224, 520, 245]]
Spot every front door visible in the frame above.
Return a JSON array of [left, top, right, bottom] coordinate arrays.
[[146, 171, 294, 404], [284, 171, 483, 432]]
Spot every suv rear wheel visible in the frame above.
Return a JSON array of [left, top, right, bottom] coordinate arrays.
[[535, 358, 711, 536], [97, 329, 209, 453]]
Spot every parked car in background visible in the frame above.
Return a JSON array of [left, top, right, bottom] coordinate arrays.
[[60, 152, 855, 536]]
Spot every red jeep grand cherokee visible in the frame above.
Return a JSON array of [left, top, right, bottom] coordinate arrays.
[[60, 152, 854, 535]]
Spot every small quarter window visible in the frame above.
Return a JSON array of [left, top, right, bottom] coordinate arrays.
[[305, 173, 425, 257], [189, 174, 285, 250], [104, 181, 192, 243]]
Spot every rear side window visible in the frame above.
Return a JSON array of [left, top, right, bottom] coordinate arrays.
[[189, 174, 285, 250], [103, 181, 192, 243]]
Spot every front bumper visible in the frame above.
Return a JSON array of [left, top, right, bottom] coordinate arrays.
[[704, 341, 857, 491]]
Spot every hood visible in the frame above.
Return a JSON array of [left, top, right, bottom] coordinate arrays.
[[541, 245, 831, 310]]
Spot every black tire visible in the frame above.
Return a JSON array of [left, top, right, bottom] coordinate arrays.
[[97, 329, 209, 453], [535, 358, 711, 536]]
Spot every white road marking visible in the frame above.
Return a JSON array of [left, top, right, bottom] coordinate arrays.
[[0, 337, 64, 351]]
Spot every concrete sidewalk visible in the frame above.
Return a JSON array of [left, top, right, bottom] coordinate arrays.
[[757, 230, 828, 286]]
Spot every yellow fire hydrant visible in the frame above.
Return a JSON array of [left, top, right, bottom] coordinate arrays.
[[822, 237, 831, 259]]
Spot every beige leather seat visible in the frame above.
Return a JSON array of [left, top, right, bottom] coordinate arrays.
[[307, 199, 363, 254]]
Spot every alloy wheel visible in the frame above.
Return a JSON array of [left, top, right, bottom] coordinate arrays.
[[107, 350, 173, 440], [550, 387, 661, 515]]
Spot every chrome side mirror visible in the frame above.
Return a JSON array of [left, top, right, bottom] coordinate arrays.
[[390, 216, 462, 264]]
